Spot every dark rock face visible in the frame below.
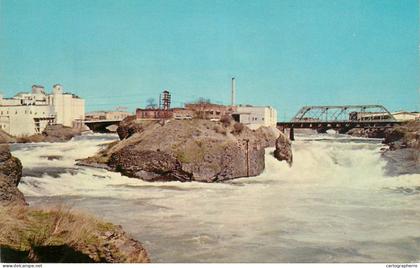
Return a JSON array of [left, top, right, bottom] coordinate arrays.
[[346, 128, 386, 138], [274, 134, 293, 165], [0, 144, 26, 205], [0, 175, 26, 206], [117, 116, 145, 140], [109, 149, 192, 182]]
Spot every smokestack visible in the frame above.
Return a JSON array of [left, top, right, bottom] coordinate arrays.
[[231, 77, 236, 106]]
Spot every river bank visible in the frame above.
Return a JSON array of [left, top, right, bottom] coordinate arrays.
[[0, 124, 88, 144], [0, 143, 150, 263], [11, 132, 420, 262], [347, 121, 419, 175]]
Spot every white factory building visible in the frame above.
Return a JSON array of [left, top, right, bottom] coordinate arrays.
[[391, 111, 420, 122], [0, 84, 85, 136], [232, 105, 278, 129]]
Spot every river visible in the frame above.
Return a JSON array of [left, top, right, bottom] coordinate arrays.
[[11, 133, 420, 263]]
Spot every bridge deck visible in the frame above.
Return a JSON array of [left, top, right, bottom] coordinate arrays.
[[277, 120, 399, 128]]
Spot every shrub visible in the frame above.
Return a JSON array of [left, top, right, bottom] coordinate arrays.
[[220, 115, 232, 127], [213, 125, 227, 135], [233, 122, 244, 134]]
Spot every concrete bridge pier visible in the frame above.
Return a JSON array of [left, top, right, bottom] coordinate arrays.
[[289, 127, 294, 141]]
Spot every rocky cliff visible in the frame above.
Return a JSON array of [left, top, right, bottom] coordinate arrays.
[[81, 118, 292, 183]]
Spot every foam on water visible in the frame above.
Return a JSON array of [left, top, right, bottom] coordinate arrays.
[[12, 133, 420, 262]]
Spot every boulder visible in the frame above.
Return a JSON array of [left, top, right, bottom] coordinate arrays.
[[41, 124, 82, 142], [117, 116, 148, 140], [0, 144, 26, 205], [274, 134, 293, 165]]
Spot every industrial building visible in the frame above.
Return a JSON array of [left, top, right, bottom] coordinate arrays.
[[232, 105, 278, 129], [135, 77, 278, 129], [354, 111, 420, 122], [85, 109, 132, 121], [0, 84, 85, 136]]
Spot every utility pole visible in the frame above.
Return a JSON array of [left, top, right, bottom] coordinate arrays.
[[244, 139, 249, 177]]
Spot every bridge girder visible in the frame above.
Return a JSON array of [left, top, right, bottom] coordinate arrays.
[[291, 105, 397, 123]]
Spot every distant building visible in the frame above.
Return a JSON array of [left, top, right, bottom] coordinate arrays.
[[0, 84, 85, 136], [85, 110, 132, 121], [135, 90, 278, 129], [232, 105, 277, 129], [136, 108, 173, 120], [172, 108, 194, 120], [184, 103, 234, 120], [392, 111, 420, 122], [353, 111, 419, 122]]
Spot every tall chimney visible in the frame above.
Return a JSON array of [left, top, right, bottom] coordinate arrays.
[[231, 77, 236, 106]]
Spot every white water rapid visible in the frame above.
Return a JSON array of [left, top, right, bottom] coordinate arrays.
[[12, 133, 420, 262]]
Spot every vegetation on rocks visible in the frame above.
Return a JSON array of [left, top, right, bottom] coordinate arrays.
[[0, 206, 150, 263], [0, 143, 150, 263], [80, 117, 292, 182]]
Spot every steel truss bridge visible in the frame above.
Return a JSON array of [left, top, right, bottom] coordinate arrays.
[[277, 105, 400, 140]]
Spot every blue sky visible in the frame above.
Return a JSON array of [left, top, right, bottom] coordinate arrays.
[[0, 0, 418, 119]]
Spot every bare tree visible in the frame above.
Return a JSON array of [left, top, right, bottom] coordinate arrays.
[[195, 97, 211, 104], [146, 98, 158, 109]]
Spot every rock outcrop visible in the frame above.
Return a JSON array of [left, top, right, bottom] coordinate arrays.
[[0, 144, 26, 206], [117, 116, 151, 140], [274, 134, 293, 165], [0, 206, 150, 263], [0, 129, 17, 144], [346, 122, 419, 175], [382, 121, 420, 151], [16, 124, 83, 143], [109, 149, 192, 182], [346, 128, 386, 138], [81, 119, 292, 183], [381, 121, 419, 175], [0, 144, 150, 263]]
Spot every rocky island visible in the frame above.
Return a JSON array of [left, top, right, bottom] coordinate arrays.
[[80, 116, 292, 183], [381, 121, 420, 175], [0, 144, 150, 263], [0, 124, 85, 144], [347, 121, 419, 175]]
